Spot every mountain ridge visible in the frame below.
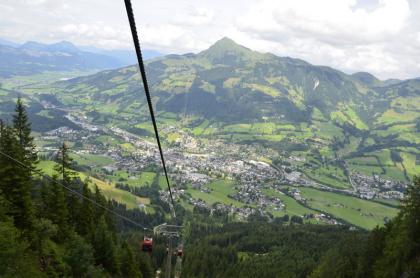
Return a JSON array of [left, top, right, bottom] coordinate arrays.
[[55, 37, 419, 129]]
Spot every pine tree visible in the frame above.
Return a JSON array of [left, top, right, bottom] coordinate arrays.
[[12, 97, 37, 170], [0, 220, 43, 277], [42, 175, 70, 241], [94, 185, 108, 222], [54, 142, 77, 185], [0, 124, 34, 233], [64, 233, 95, 277], [121, 241, 142, 278], [54, 142, 79, 226], [93, 216, 120, 275], [77, 181, 95, 239]]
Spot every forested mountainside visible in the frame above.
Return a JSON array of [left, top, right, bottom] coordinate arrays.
[[0, 99, 160, 277]]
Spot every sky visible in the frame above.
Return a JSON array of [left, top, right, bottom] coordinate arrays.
[[0, 0, 419, 80]]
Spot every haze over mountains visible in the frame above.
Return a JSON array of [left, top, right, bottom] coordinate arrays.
[[0, 38, 162, 77]]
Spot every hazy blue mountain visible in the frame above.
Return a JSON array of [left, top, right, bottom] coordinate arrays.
[[0, 38, 20, 47], [0, 40, 127, 77]]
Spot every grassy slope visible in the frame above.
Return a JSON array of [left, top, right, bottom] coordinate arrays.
[[262, 188, 317, 217], [187, 179, 244, 207], [299, 187, 398, 229], [37, 160, 150, 210]]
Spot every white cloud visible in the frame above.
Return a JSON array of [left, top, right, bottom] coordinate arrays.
[[234, 0, 416, 79], [238, 0, 410, 45], [0, 0, 418, 79], [173, 7, 214, 26]]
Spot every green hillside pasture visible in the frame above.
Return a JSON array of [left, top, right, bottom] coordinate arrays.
[[158, 175, 176, 189], [304, 166, 351, 189], [400, 152, 420, 177], [371, 149, 393, 166], [135, 122, 155, 134], [337, 136, 361, 156], [244, 83, 280, 97], [37, 161, 150, 210], [186, 180, 244, 207], [376, 109, 419, 125], [347, 153, 407, 181], [348, 164, 384, 177], [219, 122, 304, 142], [299, 187, 398, 230], [312, 121, 344, 141], [330, 105, 368, 130], [95, 135, 122, 146], [109, 170, 156, 188], [262, 188, 317, 217], [347, 156, 384, 176], [390, 96, 420, 111], [250, 122, 277, 134], [373, 123, 419, 144], [366, 149, 408, 181], [70, 153, 114, 167], [192, 119, 210, 135], [373, 123, 415, 137], [384, 165, 408, 181]]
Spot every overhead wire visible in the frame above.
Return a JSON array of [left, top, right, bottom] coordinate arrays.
[[123, 0, 176, 217], [0, 149, 151, 231]]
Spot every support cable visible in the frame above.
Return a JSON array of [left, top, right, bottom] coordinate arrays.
[[123, 0, 176, 217]]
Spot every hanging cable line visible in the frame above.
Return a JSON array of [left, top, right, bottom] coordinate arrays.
[[0, 150, 151, 231], [123, 0, 176, 217]]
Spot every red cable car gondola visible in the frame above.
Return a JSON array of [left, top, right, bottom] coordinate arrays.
[[176, 248, 183, 257], [141, 236, 153, 252]]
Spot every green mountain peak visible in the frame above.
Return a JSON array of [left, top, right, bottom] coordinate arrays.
[[198, 37, 257, 64]]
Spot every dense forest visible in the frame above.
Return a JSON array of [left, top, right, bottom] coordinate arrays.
[[0, 98, 419, 277], [0, 99, 160, 277]]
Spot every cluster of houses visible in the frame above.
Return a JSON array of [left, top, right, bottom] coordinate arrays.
[[351, 172, 407, 200], [38, 111, 409, 226]]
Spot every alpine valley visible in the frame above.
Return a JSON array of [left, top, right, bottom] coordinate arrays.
[[1, 37, 419, 230]]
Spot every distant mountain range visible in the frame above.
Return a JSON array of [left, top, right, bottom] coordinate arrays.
[[57, 37, 419, 128], [0, 39, 162, 77]]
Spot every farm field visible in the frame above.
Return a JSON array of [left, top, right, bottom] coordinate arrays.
[[186, 179, 244, 207], [298, 187, 399, 229], [262, 188, 317, 217]]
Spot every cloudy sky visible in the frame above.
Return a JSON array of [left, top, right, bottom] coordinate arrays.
[[0, 0, 419, 79]]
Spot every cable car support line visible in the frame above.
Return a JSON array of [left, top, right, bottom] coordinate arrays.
[[123, 0, 176, 218]]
